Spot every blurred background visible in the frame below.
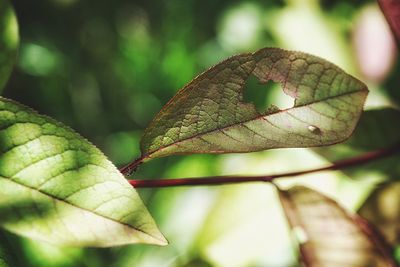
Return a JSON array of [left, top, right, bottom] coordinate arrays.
[[1, 0, 399, 266]]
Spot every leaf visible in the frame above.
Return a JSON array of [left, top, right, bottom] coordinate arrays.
[[0, 0, 19, 93], [0, 248, 8, 267], [0, 255, 8, 267], [277, 186, 397, 267], [140, 48, 368, 160], [0, 97, 167, 247], [314, 108, 400, 179], [359, 182, 400, 246], [0, 241, 9, 267], [377, 0, 400, 44]]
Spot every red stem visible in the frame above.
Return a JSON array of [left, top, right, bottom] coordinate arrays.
[[128, 143, 400, 188]]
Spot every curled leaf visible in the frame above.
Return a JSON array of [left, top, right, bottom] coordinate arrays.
[[141, 48, 368, 160], [0, 97, 166, 247], [0, 0, 19, 93], [278, 186, 397, 267]]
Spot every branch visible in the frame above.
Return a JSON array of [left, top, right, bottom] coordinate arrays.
[[128, 143, 400, 188], [377, 0, 400, 45]]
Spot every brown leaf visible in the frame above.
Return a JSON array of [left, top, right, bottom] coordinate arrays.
[[277, 186, 397, 267]]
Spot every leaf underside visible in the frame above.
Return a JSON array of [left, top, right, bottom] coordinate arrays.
[[0, 97, 166, 247], [278, 186, 396, 267], [0, 0, 18, 93], [141, 48, 368, 160]]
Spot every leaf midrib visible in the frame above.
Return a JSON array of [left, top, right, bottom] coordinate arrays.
[[143, 88, 367, 158], [0, 176, 165, 244]]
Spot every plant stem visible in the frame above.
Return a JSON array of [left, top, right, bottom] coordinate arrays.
[[128, 143, 400, 188], [119, 157, 145, 176]]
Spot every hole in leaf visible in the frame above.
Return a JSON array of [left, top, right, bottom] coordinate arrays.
[[243, 75, 295, 113]]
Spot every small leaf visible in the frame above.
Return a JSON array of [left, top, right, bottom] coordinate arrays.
[[0, 0, 19, 93], [140, 48, 368, 160], [314, 108, 400, 179], [359, 182, 400, 246], [0, 97, 166, 247], [278, 186, 397, 267]]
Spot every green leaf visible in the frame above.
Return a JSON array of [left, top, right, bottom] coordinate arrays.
[[359, 182, 400, 246], [0, 0, 19, 93], [140, 48, 368, 160], [278, 186, 397, 267], [0, 251, 8, 267], [0, 256, 8, 267], [0, 243, 9, 267], [314, 108, 400, 179], [0, 97, 167, 247]]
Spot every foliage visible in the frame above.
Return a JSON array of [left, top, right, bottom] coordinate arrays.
[[0, 0, 18, 92], [0, 97, 165, 247], [278, 186, 396, 266], [141, 48, 367, 160], [0, 0, 399, 266]]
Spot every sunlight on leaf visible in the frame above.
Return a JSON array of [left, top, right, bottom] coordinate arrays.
[[0, 97, 166, 247], [140, 48, 368, 161], [278, 186, 397, 267], [0, 0, 19, 93]]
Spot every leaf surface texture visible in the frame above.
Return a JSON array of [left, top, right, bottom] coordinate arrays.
[[141, 48, 368, 160], [0, 98, 166, 247], [278, 186, 396, 267]]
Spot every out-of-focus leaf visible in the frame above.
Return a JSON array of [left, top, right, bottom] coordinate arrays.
[[181, 258, 213, 267], [278, 186, 397, 267], [314, 108, 400, 179], [377, 0, 400, 44], [0, 97, 166, 247], [359, 182, 400, 246], [0, 0, 18, 93], [0, 256, 8, 267], [140, 48, 368, 161], [0, 244, 9, 267], [0, 252, 8, 267]]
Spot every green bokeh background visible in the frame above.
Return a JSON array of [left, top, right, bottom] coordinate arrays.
[[1, 0, 399, 266]]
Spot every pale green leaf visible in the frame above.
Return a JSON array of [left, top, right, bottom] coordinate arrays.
[[141, 48, 368, 160], [0, 0, 19, 92], [278, 186, 396, 267], [0, 97, 167, 247]]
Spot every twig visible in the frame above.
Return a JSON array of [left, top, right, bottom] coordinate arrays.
[[128, 143, 400, 188]]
